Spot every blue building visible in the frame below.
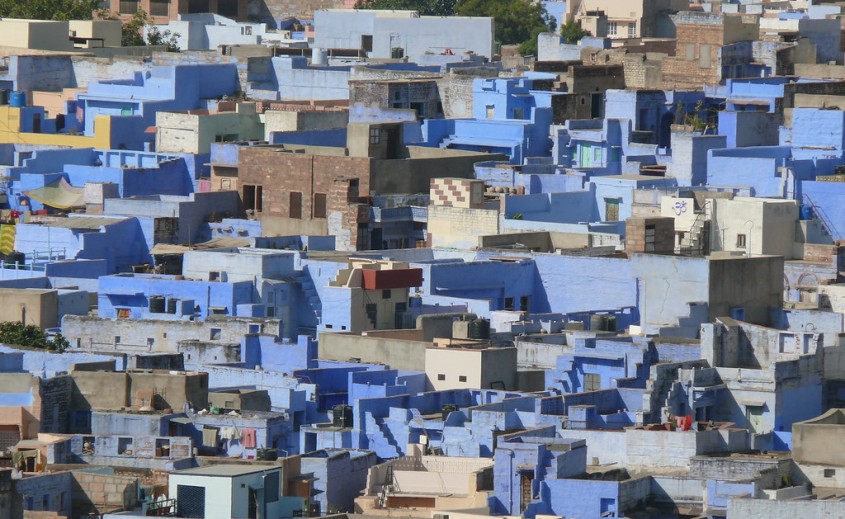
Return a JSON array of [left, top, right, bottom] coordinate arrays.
[[76, 64, 241, 150], [418, 77, 558, 164]]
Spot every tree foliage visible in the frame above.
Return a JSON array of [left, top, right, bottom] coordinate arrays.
[[454, 0, 555, 56], [0, 322, 69, 352], [560, 19, 587, 44], [119, 9, 180, 51], [354, 0, 456, 16], [0, 0, 99, 20]]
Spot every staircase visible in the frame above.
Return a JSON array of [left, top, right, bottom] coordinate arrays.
[[677, 201, 711, 255], [297, 269, 322, 325], [376, 420, 403, 459], [803, 194, 839, 241]]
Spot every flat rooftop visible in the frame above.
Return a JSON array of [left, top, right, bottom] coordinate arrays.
[[173, 464, 278, 477]]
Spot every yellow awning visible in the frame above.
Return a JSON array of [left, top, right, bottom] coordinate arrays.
[[24, 178, 84, 210]]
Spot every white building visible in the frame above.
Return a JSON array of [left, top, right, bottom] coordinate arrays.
[[167, 464, 305, 519]]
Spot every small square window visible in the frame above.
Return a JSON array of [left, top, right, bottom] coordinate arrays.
[[210, 328, 221, 340], [382, 289, 392, 299], [736, 234, 747, 248], [114, 336, 121, 344], [458, 375, 467, 382], [437, 374, 446, 381], [369, 127, 381, 145], [825, 468, 836, 477]]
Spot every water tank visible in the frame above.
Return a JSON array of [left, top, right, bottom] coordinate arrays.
[[332, 404, 353, 428], [441, 404, 458, 421], [311, 47, 327, 66], [166, 298, 177, 314], [468, 318, 490, 340], [257, 447, 278, 461], [0, 90, 9, 105], [148, 296, 165, 313], [9, 91, 25, 108]]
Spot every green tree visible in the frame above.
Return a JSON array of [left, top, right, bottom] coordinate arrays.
[[0, 321, 69, 352], [0, 0, 100, 20], [560, 19, 587, 44], [120, 9, 180, 51], [354, 0, 456, 16], [454, 0, 555, 56]]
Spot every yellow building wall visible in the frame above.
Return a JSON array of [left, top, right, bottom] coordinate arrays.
[[0, 106, 112, 148]]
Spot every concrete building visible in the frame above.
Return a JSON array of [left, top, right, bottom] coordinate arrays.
[[355, 450, 494, 515], [106, 0, 248, 24], [425, 340, 518, 391], [235, 124, 504, 251], [167, 464, 303, 519], [661, 12, 761, 89], [156, 103, 264, 155], [313, 9, 494, 61], [567, 0, 688, 40]]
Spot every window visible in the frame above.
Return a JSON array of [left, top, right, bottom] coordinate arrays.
[[242, 184, 262, 213], [249, 324, 261, 334], [685, 43, 695, 61], [118, 437, 133, 455], [645, 224, 656, 252], [458, 375, 467, 382], [114, 336, 121, 344], [220, 178, 231, 190], [290, 192, 302, 219], [216, 0, 238, 18], [504, 297, 514, 311], [209, 271, 220, 281], [513, 107, 524, 119], [119, 0, 139, 14], [699, 44, 711, 69], [486, 105, 495, 119], [608, 22, 617, 36], [146, 338, 154, 348], [382, 289, 392, 299], [265, 471, 280, 503], [361, 35, 373, 53], [42, 495, 49, 509], [210, 328, 221, 340], [187, 0, 209, 14], [313, 193, 327, 219], [117, 308, 130, 319], [369, 127, 381, 145], [520, 296, 529, 312], [627, 22, 636, 38], [825, 468, 836, 478], [437, 374, 446, 381], [605, 198, 620, 222], [150, 0, 170, 16], [736, 234, 747, 248], [176, 485, 206, 518], [366, 304, 377, 327], [584, 373, 601, 392]]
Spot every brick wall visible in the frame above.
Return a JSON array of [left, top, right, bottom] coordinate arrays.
[[71, 471, 139, 517], [626, 217, 675, 256], [430, 178, 484, 209], [238, 147, 371, 250]]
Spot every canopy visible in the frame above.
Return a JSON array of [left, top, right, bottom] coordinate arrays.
[[23, 178, 84, 210]]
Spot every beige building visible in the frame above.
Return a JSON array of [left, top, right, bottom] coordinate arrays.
[[69, 20, 123, 48], [568, 0, 688, 39], [156, 103, 264, 155], [0, 288, 58, 329], [792, 409, 845, 488], [425, 340, 517, 391], [0, 19, 74, 52], [356, 449, 493, 515], [427, 177, 500, 249], [263, 108, 349, 142], [709, 197, 798, 258]]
